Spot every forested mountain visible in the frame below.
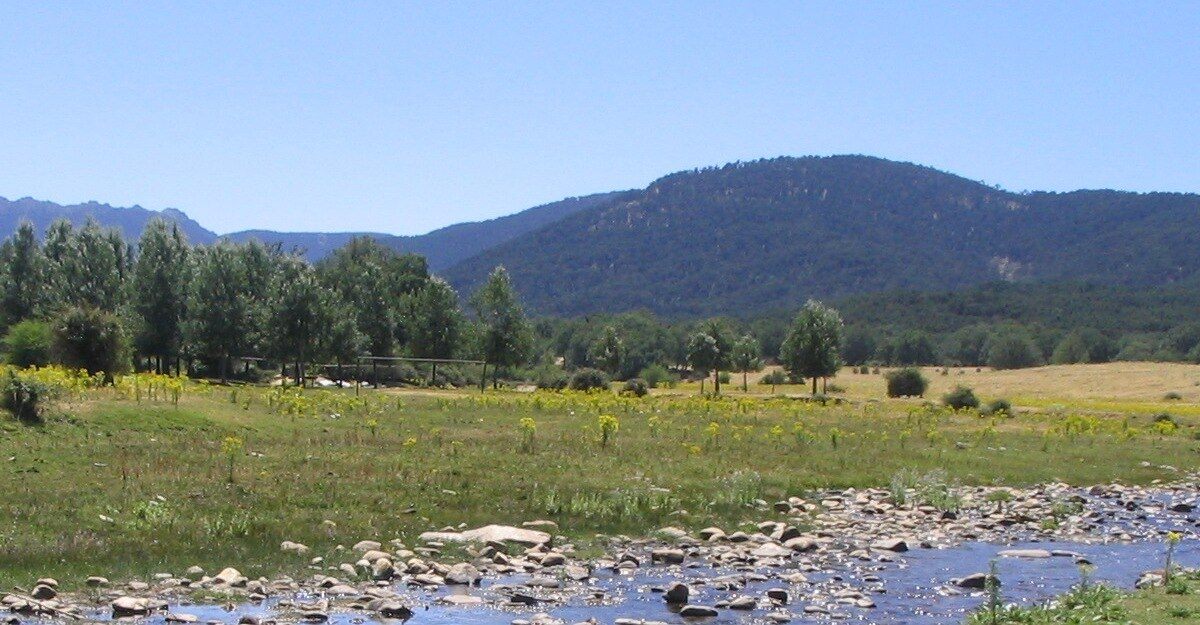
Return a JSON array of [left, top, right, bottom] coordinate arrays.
[[0, 197, 217, 245], [225, 191, 630, 269], [444, 156, 1200, 316]]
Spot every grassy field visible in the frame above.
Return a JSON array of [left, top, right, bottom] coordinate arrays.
[[0, 363, 1198, 589], [685, 362, 1200, 415]]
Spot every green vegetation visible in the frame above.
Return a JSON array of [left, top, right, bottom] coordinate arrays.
[[886, 367, 929, 397], [1, 373, 1196, 588], [967, 570, 1200, 624]]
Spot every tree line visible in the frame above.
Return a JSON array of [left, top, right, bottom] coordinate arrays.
[[0, 219, 533, 384]]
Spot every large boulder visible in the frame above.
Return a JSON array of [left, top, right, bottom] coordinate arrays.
[[419, 525, 551, 547]]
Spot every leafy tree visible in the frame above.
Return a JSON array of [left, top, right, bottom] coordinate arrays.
[[3, 319, 52, 367], [1051, 332, 1091, 364], [266, 256, 329, 385], [687, 319, 733, 394], [840, 326, 877, 366], [470, 266, 533, 388], [409, 278, 464, 359], [730, 334, 763, 391], [50, 306, 130, 382], [986, 326, 1043, 370], [320, 295, 365, 385], [780, 300, 844, 395], [0, 222, 45, 328], [184, 244, 253, 382], [886, 330, 938, 366], [685, 332, 720, 395], [131, 219, 190, 372], [589, 325, 624, 376], [68, 219, 128, 311]]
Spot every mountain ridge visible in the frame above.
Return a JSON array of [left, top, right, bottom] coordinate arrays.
[[0, 191, 628, 270]]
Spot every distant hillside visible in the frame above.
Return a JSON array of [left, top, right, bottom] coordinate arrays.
[[0, 197, 217, 245], [0, 191, 627, 269], [444, 155, 1200, 316], [225, 191, 629, 269]]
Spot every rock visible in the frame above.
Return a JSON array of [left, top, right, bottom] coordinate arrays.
[[377, 602, 413, 619], [727, 596, 757, 610], [280, 541, 310, 555], [29, 585, 55, 600], [85, 576, 110, 588], [445, 563, 481, 585], [998, 549, 1052, 559], [214, 567, 247, 586], [751, 543, 792, 558], [651, 548, 685, 564], [111, 597, 161, 617], [34, 578, 57, 589], [371, 558, 395, 581], [419, 525, 551, 547], [664, 582, 689, 605], [521, 520, 559, 531], [352, 540, 382, 552], [185, 566, 205, 579], [871, 538, 908, 552], [698, 527, 726, 541], [765, 588, 790, 604], [783, 537, 818, 552], [166, 613, 200, 623], [539, 552, 566, 567], [679, 605, 719, 617], [954, 573, 999, 589], [438, 594, 484, 606]]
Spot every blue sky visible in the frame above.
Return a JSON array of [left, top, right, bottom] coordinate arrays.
[[0, 2, 1196, 235]]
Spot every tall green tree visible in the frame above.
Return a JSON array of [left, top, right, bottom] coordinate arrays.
[[0, 222, 45, 328], [696, 319, 734, 394], [409, 278, 464, 360], [266, 256, 328, 386], [731, 334, 763, 391], [184, 243, 252, 382], [685, 332, 720, 395], [132, 219, 190, 372], [469, 266, 532, 388], [589, 325, 624, 376], [780, 300, 844, 395], [70, 219, 128, 311]]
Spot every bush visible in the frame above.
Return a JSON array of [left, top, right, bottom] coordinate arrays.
[[568, 367, 611, 392], [536, 367, 570, 391], [981, 398, 1013, 417], [759, 370, 789, 385], [717, 371, 731, 385], [885, 367, 928, 397], [943, 385, 980, 410], [2, 369, 55, 423], [638, 363, 676, 389], [1164, 391, 1183, 401], [3, 320, 52, 367], [51, 307, 130, 382], [621, 378, 649, 397]]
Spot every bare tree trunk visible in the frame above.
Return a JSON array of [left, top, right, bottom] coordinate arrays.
[[811, 376, 818, 395], [713, 370, 721, 395], [743, 371, 748, 392]]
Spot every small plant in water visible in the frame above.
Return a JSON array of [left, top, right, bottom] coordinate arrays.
[[598, 414, 619, 448], [1164, 531, 1182, 583], [983, 559, 1001, 625]]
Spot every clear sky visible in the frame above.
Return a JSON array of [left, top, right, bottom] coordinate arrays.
[[1, 2, 1197, 235]]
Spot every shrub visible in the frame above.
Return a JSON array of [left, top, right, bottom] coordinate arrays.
[[759, 370, 789, 385], [621, 378, 649, 397], [50, 307, 130, 382], [1, 369, 55, 423], [568, 367, 610, 392], [986, 329, 1043, 370], [1164, 391, 1183, 401], [536, 367, 570, 391], [638, 363, 676, 389], [943, 385, 980, 410], [3, 320, 52, 367], [981, 398, 1013, 417], [885, 367, 928, 397]]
